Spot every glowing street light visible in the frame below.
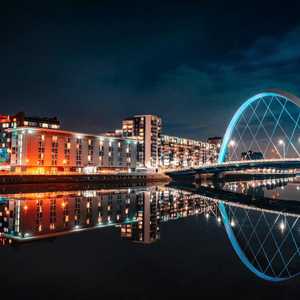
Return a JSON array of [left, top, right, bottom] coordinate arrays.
[[278, 139, 286, 159], [229, 140, 236, 147], [228, 140, 236, 160]]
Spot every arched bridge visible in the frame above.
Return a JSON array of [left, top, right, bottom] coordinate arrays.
[[168, 89, 300, 179]]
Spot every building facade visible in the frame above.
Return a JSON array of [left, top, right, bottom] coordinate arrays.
[[122, 115, 161, 169], [0, 112, 60, 167], [0, 112, 220, 173], [207, 136, 222, 162], [160, 135, 218, 169], [7, 127, 137, 174]]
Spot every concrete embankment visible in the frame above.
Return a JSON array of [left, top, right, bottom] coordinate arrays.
[[0, 173, 170, 185]]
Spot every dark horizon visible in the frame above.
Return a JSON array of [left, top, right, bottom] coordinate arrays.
[[1, 0, 300, 139]]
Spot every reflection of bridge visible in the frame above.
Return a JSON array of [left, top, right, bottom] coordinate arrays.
[[172, 181, 300, 282], [168, 90, 300, 180], [2, 182, 300, 282]]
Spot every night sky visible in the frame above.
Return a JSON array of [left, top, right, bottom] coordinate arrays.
[[1, 0, 300, 139]]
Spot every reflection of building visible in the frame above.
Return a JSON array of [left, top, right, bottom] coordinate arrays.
[[121, 190, 160, 244], [160, 135, 218, 169], [0, 189, 139, 240], [122, 115, 162, 168], [7, 127, 137, 174], [0, 112, 60, 166], [0, 187, 217, 246]]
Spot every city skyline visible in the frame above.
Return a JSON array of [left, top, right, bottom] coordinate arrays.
[[2, 2, 300, 299], [2, 1, 300, 139]]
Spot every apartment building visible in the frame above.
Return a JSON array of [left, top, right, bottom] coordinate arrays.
[[160, 134, 218, 169], [7, 127, 137, 174], [122, 115, 161, 169]]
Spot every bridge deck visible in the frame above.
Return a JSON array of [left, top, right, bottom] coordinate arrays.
[[167, 158, 300, 177]]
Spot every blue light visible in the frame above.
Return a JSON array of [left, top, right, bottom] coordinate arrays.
[[0, 148, 9, 163], [218, 202, 300, 282], [218, 91, 300, 163], [218, 203, 284, 282]]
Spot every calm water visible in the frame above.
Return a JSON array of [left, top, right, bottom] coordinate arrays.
[[1, 177, 300, 299]]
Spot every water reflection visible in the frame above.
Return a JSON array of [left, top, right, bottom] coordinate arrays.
[[0, 177, 300, 282], [0, 187, 217, 245]]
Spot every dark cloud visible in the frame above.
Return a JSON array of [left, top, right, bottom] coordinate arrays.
[[1, 0, 300, 139]]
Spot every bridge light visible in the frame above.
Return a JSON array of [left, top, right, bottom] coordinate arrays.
[[229, 140, 236, 147], [230, 219, 235, 227], [278, 139, 286, 159]]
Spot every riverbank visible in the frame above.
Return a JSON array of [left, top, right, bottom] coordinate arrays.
[[0, 173, 170, 185]]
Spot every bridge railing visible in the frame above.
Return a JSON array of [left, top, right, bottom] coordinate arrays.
[[201, 158, 300, 169]]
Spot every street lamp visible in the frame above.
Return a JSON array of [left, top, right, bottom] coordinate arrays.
[[228, 140, 236, 160], [278, 139, 286, 159], [229, 140, 236, 147]]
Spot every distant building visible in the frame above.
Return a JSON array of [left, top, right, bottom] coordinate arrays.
[[207, 136, 222, 148], [122, 115, 161, 168], [7, 127, 137, 174], [160, 135, 218, 169], [241, 150, 264, 160], [207, 136, 222, 162], [103, 129, 123, 137]]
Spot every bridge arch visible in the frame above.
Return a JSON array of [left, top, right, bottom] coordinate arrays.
[[218, 90, 300, 163], [219, 202, 300, 281]]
